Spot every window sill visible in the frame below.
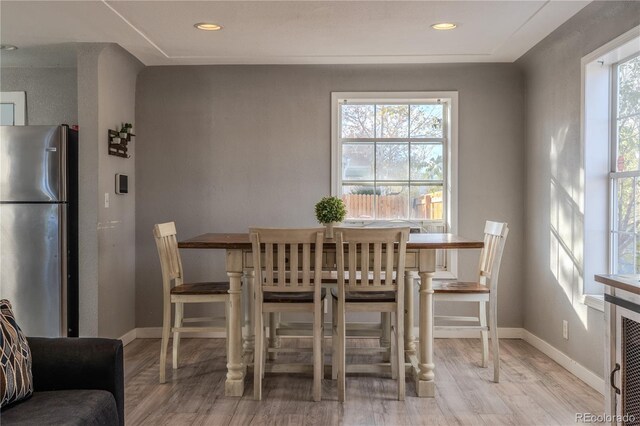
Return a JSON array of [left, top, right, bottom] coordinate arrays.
[[584, 294, 605, 312]]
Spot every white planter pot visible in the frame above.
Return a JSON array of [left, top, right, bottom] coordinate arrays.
[[324, 222, 340, 239]]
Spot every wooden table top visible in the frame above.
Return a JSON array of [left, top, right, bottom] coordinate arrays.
[[178, 232, 484, 250], [595, 274, 640, 295]]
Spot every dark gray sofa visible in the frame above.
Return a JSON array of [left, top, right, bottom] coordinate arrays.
[[1, 337, 124, 426]]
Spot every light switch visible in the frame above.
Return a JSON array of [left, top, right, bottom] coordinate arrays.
[[104, 192, 110, 208]]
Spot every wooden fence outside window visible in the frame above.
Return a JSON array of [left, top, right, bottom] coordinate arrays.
[[342, 191, 443, 220]]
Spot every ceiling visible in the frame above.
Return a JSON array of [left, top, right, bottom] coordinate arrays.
[[0, 1, 589, 66]]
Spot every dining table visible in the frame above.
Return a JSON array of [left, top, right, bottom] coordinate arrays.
[[178, 231, 484, 398]]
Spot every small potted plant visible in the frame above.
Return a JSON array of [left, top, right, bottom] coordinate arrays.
[[119, 123, 133, 138], [314, 196, 347, 239]]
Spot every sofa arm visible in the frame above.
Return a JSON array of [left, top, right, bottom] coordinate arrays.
[[27, 337, 124, 426]]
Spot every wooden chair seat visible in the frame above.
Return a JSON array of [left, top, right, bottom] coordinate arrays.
[[330, 288, 395, 303], [433, 281, 490, 293], [264, 288, 327, 303], [170, 281, 230, 295]]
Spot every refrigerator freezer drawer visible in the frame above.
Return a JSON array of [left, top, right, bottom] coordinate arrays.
[[0, 125, 66, 202], [0, 203, 66, 337]]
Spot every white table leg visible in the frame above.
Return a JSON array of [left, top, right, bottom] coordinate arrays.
[[225, 249, 245, 397], [242, 268, 255, 357], [417, 249, 436, 397], [404, 270, 416, 359]]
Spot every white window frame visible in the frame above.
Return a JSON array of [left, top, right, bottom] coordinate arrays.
[[331, 91, 458, 279], [581, 26, 640, 312], [610, 52, 640, 276], [0, 91, 26, 125]]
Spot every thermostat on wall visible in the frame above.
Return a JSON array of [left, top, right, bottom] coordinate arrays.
[[115, 174, 128, 194]]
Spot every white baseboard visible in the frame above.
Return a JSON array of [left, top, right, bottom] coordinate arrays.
[[118, 326, 603, 395], [123, 326, 522, 342], [118, 328, 137, 347], [431, 327, 523, 339], [522, 330, 604, 395], [134, 327, 227, 339], [118, 327, 225, 344]]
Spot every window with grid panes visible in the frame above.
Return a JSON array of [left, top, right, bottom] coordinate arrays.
[[331, 92, 458, 277], [335, 97, 450, 225], [612, 54, 640, 274]]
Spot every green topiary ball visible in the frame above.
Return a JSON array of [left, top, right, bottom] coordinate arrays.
[[315, 196, 347, 224]]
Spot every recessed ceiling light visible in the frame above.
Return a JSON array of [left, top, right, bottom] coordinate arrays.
[[194, 23, 223, 31], [431, 23, 457, 31], [0, 45, 18, 51]]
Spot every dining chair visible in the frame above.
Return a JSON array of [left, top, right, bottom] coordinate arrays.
[[250, 228, 326, 401], [433, 220, 509, 382], [153, 221, 230, 384], [332, 227, 409, 402]]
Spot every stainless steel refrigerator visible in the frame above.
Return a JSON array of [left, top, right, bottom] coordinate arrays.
[[0, 125, 78, 337]]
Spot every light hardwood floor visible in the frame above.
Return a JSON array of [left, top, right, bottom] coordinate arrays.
[[124, 338, 603, 425]]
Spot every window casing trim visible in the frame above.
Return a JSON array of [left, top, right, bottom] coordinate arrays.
[[331, 91, 459, 278], [581, 25, 640, 307]]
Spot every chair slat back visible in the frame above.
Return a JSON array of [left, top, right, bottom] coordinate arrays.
[[153, 222, 184, 292], [477, 221, 509, 291], [250, 228, 325, 295], [335, 227, 410, 292]]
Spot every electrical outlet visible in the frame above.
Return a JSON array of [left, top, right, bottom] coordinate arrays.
[[104, 192, 110, 208], [563, 320, 569, 340]]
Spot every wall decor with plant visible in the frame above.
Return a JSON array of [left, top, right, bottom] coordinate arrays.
[[108, 123, 134, 158]]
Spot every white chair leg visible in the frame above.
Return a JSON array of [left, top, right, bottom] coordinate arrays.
[[262, 315, 267, 379], [390, 312, 398, 380], [338, 299, 346, 403], [381, 312, 391, 363], [313, 303, 322, 401], [479, 301, 489, 368], [490, 297, 500, 383], [332, 296, 338, 380], [396, 307, 405, 401], [254, 309, 264, 400], [268, 312, 278, 361], [173, 302, 183, 369], [159, 298, 171, 384], [321, 303, 326, 379]]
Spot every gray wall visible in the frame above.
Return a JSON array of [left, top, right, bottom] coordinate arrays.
[[77, 44, 103, 336], [97, 45, 143, 338], [135, 64, 525, 329], [77, 43, 143, 338], [0, 67, 77, 125], [517, 1, 640, 376]]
